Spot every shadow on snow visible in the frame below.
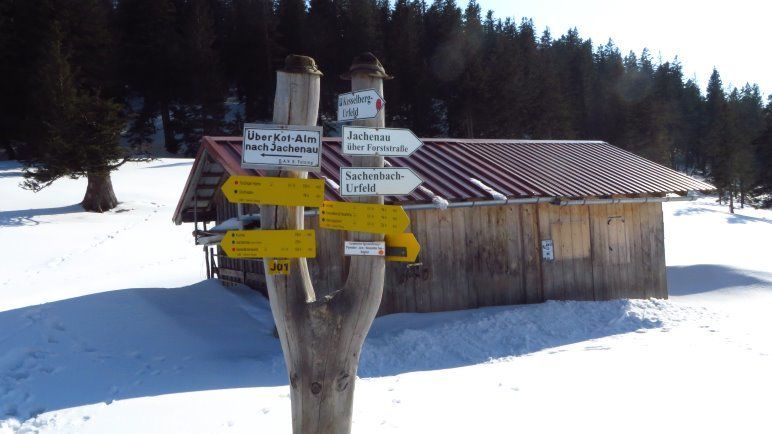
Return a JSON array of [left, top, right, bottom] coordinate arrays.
[[673, 205, 772, 224], [143, 161, 193, 169], [0, 280, 664, 420], [667, 264, 771, 296], [0, 204, 84, 227], [0, 281, 284, 420]]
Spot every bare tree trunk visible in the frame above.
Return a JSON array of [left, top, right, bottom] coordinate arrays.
[[260, 55, 388, 434], [159, 98, 178, 154], [82, 170, 118, 212], [729, 190, 735, 214]]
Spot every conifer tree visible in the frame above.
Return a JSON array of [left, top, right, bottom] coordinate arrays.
[[531, 28, 572, 138], [174, 0, 227, 155], [679, 79, 704, 172], [224, 0, 277, 122], [702, 69, 735, 209], [276, 0, 307, 56], [384, 0, 427, 130], [116, 0, 183, 153], [753, 97, 772, 203], [308, 0, 343, 117], [19, 23, 136, 212]]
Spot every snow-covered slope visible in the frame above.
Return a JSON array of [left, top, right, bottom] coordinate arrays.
[[1, 160, 770, 434]]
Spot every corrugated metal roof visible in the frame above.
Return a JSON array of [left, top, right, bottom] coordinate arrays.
[[173, 136, 715, 224]]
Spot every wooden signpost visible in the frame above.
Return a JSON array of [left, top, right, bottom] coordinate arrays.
[[319, 200, 410, 234], [221, 175, 324, 207], [251, 53, 423, 434], [220, 229, 316, 258]]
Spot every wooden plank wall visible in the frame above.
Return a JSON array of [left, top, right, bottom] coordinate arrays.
[[215, 198, 668, 314], [586, 202, 667, 300], [537, 203, 594, 301]]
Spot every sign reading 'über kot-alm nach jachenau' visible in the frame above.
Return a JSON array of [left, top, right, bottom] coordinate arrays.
[[242, 123, 323, 172]]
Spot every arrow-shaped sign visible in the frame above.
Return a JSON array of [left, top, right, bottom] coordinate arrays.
[[339, 167, 422, 196], [220, 229, 316, 259], [342, 126, 423, 157], [337, 89, 385, 121], [242, 123, 323, 172], [319, 201, 410, 234], [385, 233, 420, 262], [221, 175, 324, 207]]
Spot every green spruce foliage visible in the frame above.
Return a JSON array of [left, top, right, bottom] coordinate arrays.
[[4, 0, 772, 208]]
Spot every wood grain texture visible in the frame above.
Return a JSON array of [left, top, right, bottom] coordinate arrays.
[[222, 191, 669, 317]]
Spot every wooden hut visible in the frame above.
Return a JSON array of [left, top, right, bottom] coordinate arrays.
[[173, 137, 714, 315]]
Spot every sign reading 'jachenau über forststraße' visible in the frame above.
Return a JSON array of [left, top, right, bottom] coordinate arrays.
[[342, 126, 423, 157], [242, 123, 323, 172]]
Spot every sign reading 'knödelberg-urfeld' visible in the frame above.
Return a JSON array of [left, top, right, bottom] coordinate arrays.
[[337, 89, 384, 121], [242, 123, 323, 172], [342, 126, 423, 157]]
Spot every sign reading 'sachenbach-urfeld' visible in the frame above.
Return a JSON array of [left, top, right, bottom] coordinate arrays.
[[342, 126, 423, 157], [242, 123, 323, 172], [337, 89, 385, 121], [339, 167, 423, 196]]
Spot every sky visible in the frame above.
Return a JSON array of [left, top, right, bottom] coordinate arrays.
[[477, 0, 771, 98]]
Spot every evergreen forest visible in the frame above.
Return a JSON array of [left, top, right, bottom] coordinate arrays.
[[1, 0, 771, 208]]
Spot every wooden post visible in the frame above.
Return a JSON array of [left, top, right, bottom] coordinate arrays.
[[261, 54, 391, 434]]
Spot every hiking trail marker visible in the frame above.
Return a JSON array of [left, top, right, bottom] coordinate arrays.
[[385, 233, 421, 262], [221, 229, 316, 258], [242, 123, 323, 172], [344, 241, 385, 256], [337, 89, 384, 121], [342, 126, 422, 157], [222, 175, 324, 207], [340, 167, 422, 196], [268, 259, 291, 275], [319, 200, 409, 234]]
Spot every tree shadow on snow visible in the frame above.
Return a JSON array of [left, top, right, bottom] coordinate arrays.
[[0, 204, 84, 227], [673, 206, 772, 224], [358, 298, 664, 377], [0, 280, 665, 421], [143, 161, 193, 169], [0, 161, 23, 178], [667, 264, 770, 296], [0, 281, 285, 421]]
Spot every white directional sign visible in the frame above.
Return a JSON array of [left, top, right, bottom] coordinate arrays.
[[344, 241, 386, 256], [242, 123, 323, 172], [337, 89, 385, 121], [342, 126, 423, 157], [340, 167, 422, 196]]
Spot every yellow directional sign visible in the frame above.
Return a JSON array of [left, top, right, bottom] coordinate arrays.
[[220, 230, 316, 258], [319, 201, 409, 234], [267, 259, 291, 275], [385, 233, 421, 262], [221, 176, 324, 207]]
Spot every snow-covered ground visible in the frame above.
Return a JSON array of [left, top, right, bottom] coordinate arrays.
[[1, 159, 770, 434]]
